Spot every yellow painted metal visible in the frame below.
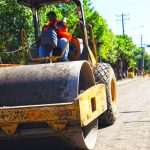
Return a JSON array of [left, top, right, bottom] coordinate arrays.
[[1, 124, 18, 135], [0, 64, 21, 67], [0, 84, 106, 135], [83, 25, 97, 66], [47, 120, 68, 131], [85, 24, 98, 64], [0, 103, 78, 133], [0, 103, 78, 134], [128, 71, 135, 78], [77, 84, 107, 126]]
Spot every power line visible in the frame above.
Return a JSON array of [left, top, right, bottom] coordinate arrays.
[[116, 13, 129, 35]]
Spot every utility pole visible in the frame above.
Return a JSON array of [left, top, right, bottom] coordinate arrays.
[[116, 13, 129, 35]]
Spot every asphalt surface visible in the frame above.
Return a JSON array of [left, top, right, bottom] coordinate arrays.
[[117, 76, 140, 86], [94, 76, 150, 150]]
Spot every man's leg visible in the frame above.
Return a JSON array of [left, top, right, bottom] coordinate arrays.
[[57, 38, 69, 62], [39, 46, 45, 57], [39, 45, 53, 63], [39, 45, 53, 57]]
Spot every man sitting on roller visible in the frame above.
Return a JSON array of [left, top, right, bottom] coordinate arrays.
[[39, 11, 72, 62]]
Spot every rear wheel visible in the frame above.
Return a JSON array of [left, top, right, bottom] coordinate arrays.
[[93, 63, 117, 126]]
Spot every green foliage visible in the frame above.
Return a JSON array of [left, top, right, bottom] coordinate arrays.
[[144, 51, 150, 73], [0, 0, 32, 63], [82, 0, 118, 63], [133, 47, 142, 69], [39, 2, 78, 31], [115, 35, 137, 70], [145, 54, 149, 73], [0, 0, 149, 74]]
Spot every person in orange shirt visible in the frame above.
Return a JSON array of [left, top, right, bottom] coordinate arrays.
[[39, 11, 72, 62]]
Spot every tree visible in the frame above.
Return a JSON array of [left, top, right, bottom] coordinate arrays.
[[0, 0, 32, 63], [144, 51, 150, 73], [82, 0, 118, 64], [114, 35, 137, 79]]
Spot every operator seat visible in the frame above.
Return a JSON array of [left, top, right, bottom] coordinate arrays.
[[72, 38, 84, 60]]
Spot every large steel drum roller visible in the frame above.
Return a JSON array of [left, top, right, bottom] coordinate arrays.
[[0, 61, 98, 150], [0, 61, 95, 106]]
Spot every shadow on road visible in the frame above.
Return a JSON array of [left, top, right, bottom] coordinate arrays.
[[124, 120, 150, 124], [120, 111, 144, 114], [0, 137, 78, 150], [98, 123, 110, 130]]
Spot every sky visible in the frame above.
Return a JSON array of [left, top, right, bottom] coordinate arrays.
[[92, 0, 150, 54]]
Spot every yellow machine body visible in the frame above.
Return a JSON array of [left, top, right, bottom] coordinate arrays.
[[0, 84, 106, 136]]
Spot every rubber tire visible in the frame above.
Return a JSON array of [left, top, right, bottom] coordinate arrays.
[[93, 63, 117, 126]]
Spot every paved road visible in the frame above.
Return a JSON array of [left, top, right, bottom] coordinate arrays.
[[94, 77, 150, 150]]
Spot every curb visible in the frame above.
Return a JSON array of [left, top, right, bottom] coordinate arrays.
[[117, 77, 140, 86]]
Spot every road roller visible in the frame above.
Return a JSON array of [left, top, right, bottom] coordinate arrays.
[[0, 0, 117, 149]]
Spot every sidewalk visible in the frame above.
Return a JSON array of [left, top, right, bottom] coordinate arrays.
[[117, 76, 141, 86]]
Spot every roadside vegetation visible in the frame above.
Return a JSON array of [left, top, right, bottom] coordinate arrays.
[[0, 0, 150, 79]]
